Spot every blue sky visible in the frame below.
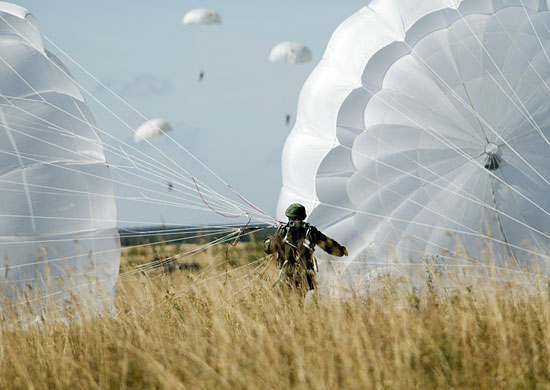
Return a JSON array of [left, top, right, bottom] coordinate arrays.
[[13, 0, 367, 226]]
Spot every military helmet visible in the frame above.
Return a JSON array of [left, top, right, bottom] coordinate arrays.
[[285, 203, 306, 220]]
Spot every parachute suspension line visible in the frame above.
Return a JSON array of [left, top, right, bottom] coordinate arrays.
[[450, 10, 550, 165], [333, 100, 550, 260], [0, 109, 36, 234], [0, 225, 236, 248], [228, 184, 281, 225], [498, 164, 548, 255], [355, 159, 481, 236], [223, 214, 252, 284], [75, 103, 99, 286], [399, 46, 550, 216], [2, 14, 263, 221], [226, 257, 273, 302], [317, 200, 550, 262], [174, 254, 273, 299], [3, 228, 240, 283], [0, 94, 244, 219], [133, 229, 242, 273], [192, 177, 245, 219], [484, 13, 550, 143], [7, 229, 245, 314], [40, 34, 272, 221], [0, 227, 240, 276], [405, 40, 550, 190], [462, 83, 489, 143], [0, 97, 231, 212], [493, 8, 550, 142], [0, 103, 262, 222], [454, 8, 550, 150], [486, 174, 522, 269], [42, 35, 231, 187], [349, 119, 550, 243], [0, 23, 244, 221], [356, 84, 550, 241], [53, 227, 267, 312], [0, 145, 242, 221]]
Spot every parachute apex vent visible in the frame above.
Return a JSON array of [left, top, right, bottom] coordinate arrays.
[[484, 143, 500, 171]]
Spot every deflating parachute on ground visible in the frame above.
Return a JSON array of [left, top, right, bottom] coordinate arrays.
[[0, 3, 120, 311], [279, 0, 550, 278]]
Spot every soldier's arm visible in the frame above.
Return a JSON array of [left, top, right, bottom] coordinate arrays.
[[312, 228, 348, 257], [263, 226, 286, 254]]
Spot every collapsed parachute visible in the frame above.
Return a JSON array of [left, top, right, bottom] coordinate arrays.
[[182, 8, 222, 25], [269, 41, 312, 64], [134, 119, 172, 143], [279, 0, 550, 277], [0, 4, 120, 310]]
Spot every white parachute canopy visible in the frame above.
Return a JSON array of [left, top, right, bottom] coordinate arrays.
[[0, 3, 120, 310], [279, 0, 550, 279], [269, 41, 312, 64], [134, 119, 172, 143], [182, 8, 222, 25]]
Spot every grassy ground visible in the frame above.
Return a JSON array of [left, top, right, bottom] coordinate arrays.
[[1, 240, 550, 389]]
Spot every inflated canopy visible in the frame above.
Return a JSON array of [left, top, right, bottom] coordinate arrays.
[[0, 3, 120, 310], [269, 41, 312, 64], [182, 8, 222, 25], [134, 119, 172, 143], [279, 0, 550, 278]]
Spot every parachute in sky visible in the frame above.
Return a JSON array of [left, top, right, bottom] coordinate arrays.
[[279, 0, 550, 278], [269, 41, 312, 64], [0, 3, 120, 311], [134, 119, 172, 143], [182, 8, 222, 25]]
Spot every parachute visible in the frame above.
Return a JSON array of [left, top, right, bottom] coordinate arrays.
[[279, 0, 550, 278], [134, 119, 172, 143], [0, 4, 120, 311], [269, 41, 312, 64], [182, 8, 222, 25]]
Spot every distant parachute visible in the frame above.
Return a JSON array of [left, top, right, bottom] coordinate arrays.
[[269, 42, 312, 64], [279, 0, 550, 278], [182, 8, 222, 25], [134, 119, 172, 143], [0, 4, 120, 311]]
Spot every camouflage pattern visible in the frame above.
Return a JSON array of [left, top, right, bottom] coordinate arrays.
[[284, 203, 307, 221], [264, 219, 347, 293]]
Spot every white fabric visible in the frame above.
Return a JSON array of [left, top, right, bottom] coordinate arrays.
[[134, 118, 172, 143], [0, 3, 120, 310], [182, 8, 222, 25], [269, 42, 312, 64], [279, 0, 550, 278]]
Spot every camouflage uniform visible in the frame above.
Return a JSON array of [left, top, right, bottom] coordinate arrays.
[[264, 204, 347, 293]]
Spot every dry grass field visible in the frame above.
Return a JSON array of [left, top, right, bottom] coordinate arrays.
[[1, 238, 550, 389]]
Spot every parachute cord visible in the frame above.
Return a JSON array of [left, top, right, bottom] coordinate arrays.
[[224, 214, 252, 285], [228, 184, 281, 225], [193, 177, 242, 219]]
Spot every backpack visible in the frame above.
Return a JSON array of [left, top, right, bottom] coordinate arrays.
[[279, 221, 317, 271]]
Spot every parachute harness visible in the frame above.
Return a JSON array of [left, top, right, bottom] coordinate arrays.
[[273, 221, 319, 288]]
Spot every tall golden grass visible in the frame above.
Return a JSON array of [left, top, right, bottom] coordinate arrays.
[[1, 241, 550, 389]]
